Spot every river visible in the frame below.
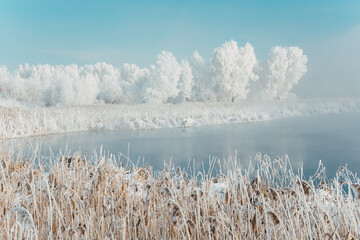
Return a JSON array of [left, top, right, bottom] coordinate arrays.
[[5, 112, 360, 178]]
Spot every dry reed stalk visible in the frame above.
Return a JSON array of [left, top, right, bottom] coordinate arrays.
[[0, 149, 359, 239]]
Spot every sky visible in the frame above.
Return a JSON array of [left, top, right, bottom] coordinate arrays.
[[0, 0, 359, 97]]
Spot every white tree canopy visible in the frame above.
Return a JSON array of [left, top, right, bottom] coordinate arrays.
[[211, 40, 258, 101], [0, 41, 308, 106]]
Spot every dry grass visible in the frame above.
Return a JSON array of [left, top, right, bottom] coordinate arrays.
[[0, 148, 359, 239]]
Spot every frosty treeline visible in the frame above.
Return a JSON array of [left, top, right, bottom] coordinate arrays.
[[0, 40, 307, 106]]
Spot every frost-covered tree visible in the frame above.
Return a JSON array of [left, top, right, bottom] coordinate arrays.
[[5, 64, 48, 105], [257, 46, 308, 100], [56, 72, 75, 106], [121, 63, 150, 103], [0, 66, 7, 79], [0, 41, 308, 106], [210, 40, 258, 102], [85, 62, 122, 104], [0, 66, 9, 95], [173, 60, 193, 102], [5, 64, 101, 106], [52, 64, 99, 106], [190, 51, 216, 101], [142, 51, 181, 103]]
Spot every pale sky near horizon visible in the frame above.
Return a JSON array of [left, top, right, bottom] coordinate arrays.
[[0, 0, 359, 97]]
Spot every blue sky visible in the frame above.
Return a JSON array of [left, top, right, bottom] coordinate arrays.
[[0, 0, 359, 68], [0, 0, 360, 97]]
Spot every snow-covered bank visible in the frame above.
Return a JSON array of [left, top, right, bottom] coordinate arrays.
[[1, 98, 360, 139]]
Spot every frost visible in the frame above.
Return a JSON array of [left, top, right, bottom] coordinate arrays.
[[251, 46, 308, 100], [1, 98, 359, 139], [0, 40, 308, 106], [143, 51, 182, 103], [211, 41, 258, 101]]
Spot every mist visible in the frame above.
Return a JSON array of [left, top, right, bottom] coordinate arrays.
[[294, 24, 360, 98]]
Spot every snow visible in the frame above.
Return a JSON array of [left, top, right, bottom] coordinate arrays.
[[1, 98, 360, 139]]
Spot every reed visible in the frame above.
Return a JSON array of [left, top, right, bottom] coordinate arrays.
[[0, 148, 359, 239]]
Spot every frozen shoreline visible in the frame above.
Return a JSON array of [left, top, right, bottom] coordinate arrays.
[[1, 98, 360, 139]]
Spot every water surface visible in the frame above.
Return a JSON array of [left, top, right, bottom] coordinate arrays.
[[6, 112, 360, 178]]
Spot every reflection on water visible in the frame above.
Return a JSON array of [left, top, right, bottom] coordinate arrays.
[[3, 112, 360, 178]]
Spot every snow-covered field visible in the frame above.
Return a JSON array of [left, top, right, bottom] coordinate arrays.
[[1, 98, 360, 139]]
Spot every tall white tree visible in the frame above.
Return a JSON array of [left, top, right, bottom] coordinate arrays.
[[190, 51, 216, 101], [0, 66, 9, 95], [120, 63, 149, 104], [86, 62, 122, 104], [261, 46, 308, 100], [142, 51, 182, 103], [210, 40, 258, 101], [175, 59, 193, 102]]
